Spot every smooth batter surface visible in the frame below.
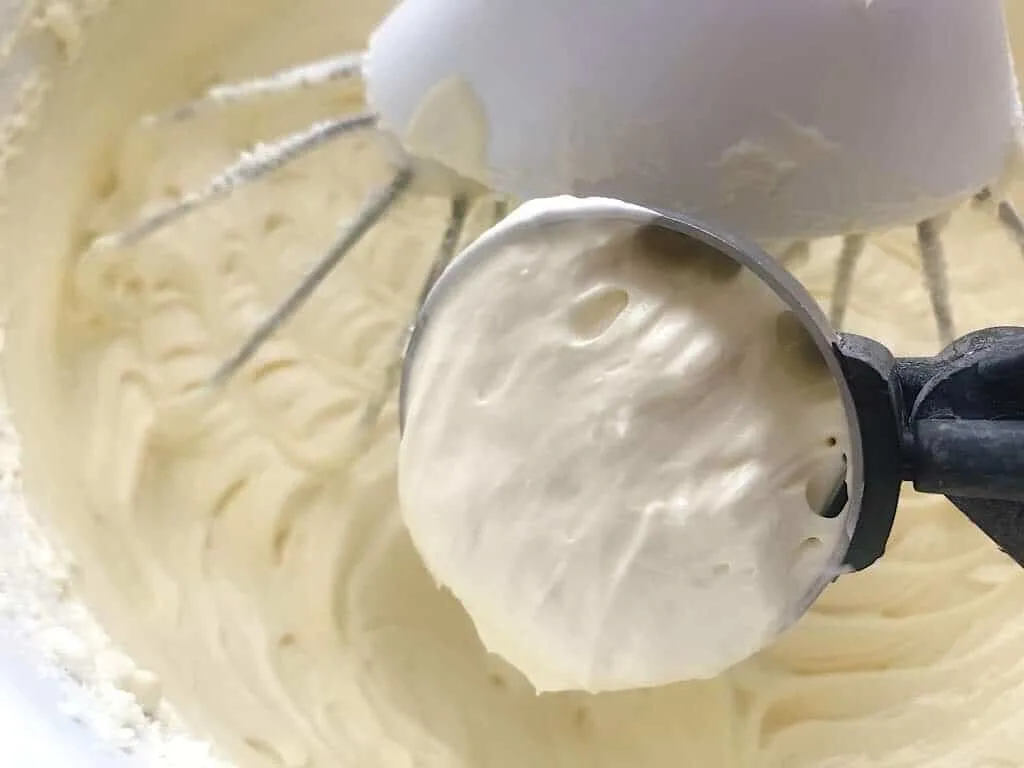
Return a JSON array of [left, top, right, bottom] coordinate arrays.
[[400, 208, 851, 692], [2, 1, 1024, 767]]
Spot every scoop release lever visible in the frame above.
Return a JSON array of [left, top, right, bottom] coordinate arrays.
[[837, 327, 1024, 571]]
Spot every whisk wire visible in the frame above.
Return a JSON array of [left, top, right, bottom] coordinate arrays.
[[829, 234, 865, 330], [93, 112, 377, 251], [362, 194, 472, 427], [917, 216, 955, 345], [211, 166, 415, 386], [997, 200, 1024, 253], [145, 52, 365, 125], [418, 196, 473, 307]]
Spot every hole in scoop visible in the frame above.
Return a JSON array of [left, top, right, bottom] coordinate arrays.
[[567, 286, 630, 341], [798, 537, 824, 557], [712, 563, 731, 577], [806, 454, 848, 519]]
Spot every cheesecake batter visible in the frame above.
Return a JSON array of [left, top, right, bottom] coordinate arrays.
[[1, 1, 1024, 768], [400, 207, 851, 692]]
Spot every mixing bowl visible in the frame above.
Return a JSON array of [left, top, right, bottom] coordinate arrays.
[[0, 2, 1023, 767]]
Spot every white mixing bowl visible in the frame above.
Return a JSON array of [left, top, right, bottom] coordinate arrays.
[[0, 627, 128, 766]]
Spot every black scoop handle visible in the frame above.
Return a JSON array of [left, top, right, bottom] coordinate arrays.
[[836, 327, 1024, 571]]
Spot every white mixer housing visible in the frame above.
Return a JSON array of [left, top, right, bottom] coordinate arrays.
[[365, 0, 1023, 241]]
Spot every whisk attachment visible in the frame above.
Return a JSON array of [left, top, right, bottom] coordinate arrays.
[[997, 199, 1024, 252], [829, 234, 866, 331], [210, 166, 415, 386], [975, 187, 1024, 256], [92, 112, 377, 251], [360, 194, 473, 427], [976, 189, 1024, 260], [143, 52, 365, 125], [917, 215, 955, 345], [419, 196, 473, 305], [89, 52, 399, 386], [825, 214, 961, 347], [828, 217, 956, 346]]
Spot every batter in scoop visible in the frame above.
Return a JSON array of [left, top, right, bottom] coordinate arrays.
[[400, 203, 851, 692], [1, 1, 1024, 767]]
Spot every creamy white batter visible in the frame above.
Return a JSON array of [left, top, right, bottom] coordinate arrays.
[[400, 202, 851, 692], [1, 1, 1024, 768]]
